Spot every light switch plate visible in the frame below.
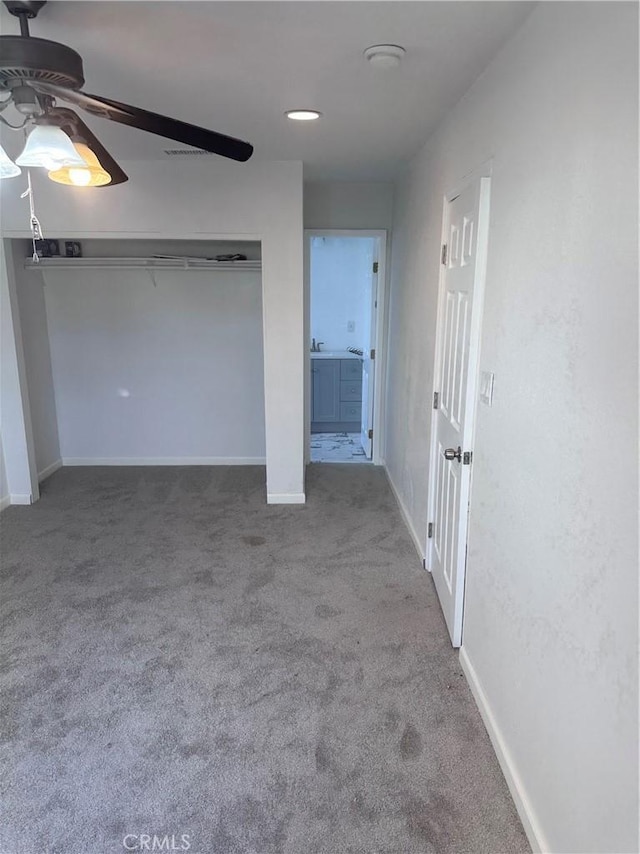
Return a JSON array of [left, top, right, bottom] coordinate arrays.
[[347, 320, 355, 333], [479, 371, 494, 406]]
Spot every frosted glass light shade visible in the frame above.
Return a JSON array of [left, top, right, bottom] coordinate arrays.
[[0, 143, 21, 179], [16, 125, 87, 171], [48, 143, 111, 187]]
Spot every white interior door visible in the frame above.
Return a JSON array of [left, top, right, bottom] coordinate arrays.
[[360, 256, 378, 458], [428, 176, 490, 647]]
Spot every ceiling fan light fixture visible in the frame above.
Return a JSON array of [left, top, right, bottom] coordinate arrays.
[[363, 44, 406, 69], [0, 143, 21, 179], [15, 124, 87, 171], [48, 142, 111, 187], [285, 110, 322, 121]]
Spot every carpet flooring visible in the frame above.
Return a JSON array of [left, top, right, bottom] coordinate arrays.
[[0, 465, 529, 854]]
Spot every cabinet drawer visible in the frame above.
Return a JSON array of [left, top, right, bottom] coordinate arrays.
[[340, 380, 362, 402], [340, 401, 361, 421], [340, 359, 362, 381]]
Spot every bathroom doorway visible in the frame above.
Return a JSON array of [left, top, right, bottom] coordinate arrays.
[[305, 230, 387, 464]]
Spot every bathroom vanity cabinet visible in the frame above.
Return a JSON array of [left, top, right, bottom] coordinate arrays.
[[311, 356, 362, 433]]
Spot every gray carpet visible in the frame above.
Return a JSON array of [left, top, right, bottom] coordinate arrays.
[[0, 465, 529, 854]]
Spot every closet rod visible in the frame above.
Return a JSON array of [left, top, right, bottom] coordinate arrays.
[[23, 257, 262, 272]]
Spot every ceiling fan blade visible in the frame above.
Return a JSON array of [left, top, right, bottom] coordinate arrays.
[[31, 82, 254, 162], [45, 106, 128, 186]]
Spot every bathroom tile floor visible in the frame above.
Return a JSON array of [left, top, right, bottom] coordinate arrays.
[[310, 432, 369, 463]]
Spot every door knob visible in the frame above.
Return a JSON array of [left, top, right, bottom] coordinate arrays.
[[444, 446, 462, 462]]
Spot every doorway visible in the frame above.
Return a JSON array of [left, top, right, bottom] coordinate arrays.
[[305, 230, 387, 464], [426, 173, 491, 647]]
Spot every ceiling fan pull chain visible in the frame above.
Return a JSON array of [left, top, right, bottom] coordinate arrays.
[[20, 168, 44, 261]]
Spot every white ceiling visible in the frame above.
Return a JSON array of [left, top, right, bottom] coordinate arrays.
[[0, 1, 536, 180]]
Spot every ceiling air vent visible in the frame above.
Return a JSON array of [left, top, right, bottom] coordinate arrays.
[[163, 149, 216, 157]]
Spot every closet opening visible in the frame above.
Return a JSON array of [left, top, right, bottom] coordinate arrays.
[[12, 237, 266, 473]]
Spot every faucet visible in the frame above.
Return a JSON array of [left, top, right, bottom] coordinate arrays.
[[311, 339, 324, 352]]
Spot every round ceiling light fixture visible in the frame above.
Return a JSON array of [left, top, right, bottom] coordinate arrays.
[[363, 44, 406, 69], [285, 110, 322, 121]]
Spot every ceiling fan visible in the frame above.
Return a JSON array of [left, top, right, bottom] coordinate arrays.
[[0, 0, 254, 187]]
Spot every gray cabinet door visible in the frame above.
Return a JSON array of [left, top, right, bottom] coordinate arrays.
[[312, 359, 340, 422]]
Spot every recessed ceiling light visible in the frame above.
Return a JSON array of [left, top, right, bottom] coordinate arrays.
[[364, 44, 406, 69], [285, 110, 322, 121]]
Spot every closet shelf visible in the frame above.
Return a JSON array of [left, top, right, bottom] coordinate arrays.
[[23, 257, 262, 272]]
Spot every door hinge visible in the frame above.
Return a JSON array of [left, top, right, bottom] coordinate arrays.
[[441, 244, 448, 266], [368, 428, 373, 440], [370, 348, 375, 360], [428, 522, 433, 539], [373, 261, 379, 274], [463, 451, 473, 465], [433, 391, 439, 409]]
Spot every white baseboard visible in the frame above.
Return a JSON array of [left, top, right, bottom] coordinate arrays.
[[459, 647, 549, 854], [267, 492, 306, 504], [0, 494, 10, 513], [38, 458, 62, 483], [383, 465, 425, 564], [61, 456, 266, 466], [9, 493, 33, 505]]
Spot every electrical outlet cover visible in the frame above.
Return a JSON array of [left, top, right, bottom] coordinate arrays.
[[347, 320, 355, 332], [479, 371, 494, 406]]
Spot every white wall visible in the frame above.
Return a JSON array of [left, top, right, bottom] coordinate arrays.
[[0, 240, 39, 504], [310, 236, 375, 352], [385, 3, 638, 853], [0, 159, 304, 502], [12, 241, 61, 478], [41, 261, 265, 463], [0, 433, 9, 510], [304, 182, 393, 230]]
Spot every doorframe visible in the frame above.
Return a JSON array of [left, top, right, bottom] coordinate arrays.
[[425, 163, 492, 593], [304, 229, 388, 466]]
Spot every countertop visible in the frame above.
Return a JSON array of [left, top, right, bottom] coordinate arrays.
[[310, 350, 362, 360]]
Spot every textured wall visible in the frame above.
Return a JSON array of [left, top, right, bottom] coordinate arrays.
[[304, 182, 394, 230], [43, 262, 265, 463], [386, 3, 638, 851], [12, 242, 61, 476]]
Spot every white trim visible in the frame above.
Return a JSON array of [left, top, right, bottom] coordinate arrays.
[[459, 647, 549, 854], [0, 495, 10, 512], [383, 464, 425, 565], [61, 456, 266, 466], [304, 229, 389, 466], [9, 493, 33, 505], [267, 492, 306, 504], [38, 459, 62, 482], [4, 230, 263, 241]]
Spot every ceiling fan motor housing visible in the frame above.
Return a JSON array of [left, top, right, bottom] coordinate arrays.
[[5, 0, 47, 18], [0, 35, 85, 91]]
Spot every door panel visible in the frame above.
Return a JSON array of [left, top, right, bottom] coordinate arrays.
[[429, 176, 490, 647]]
